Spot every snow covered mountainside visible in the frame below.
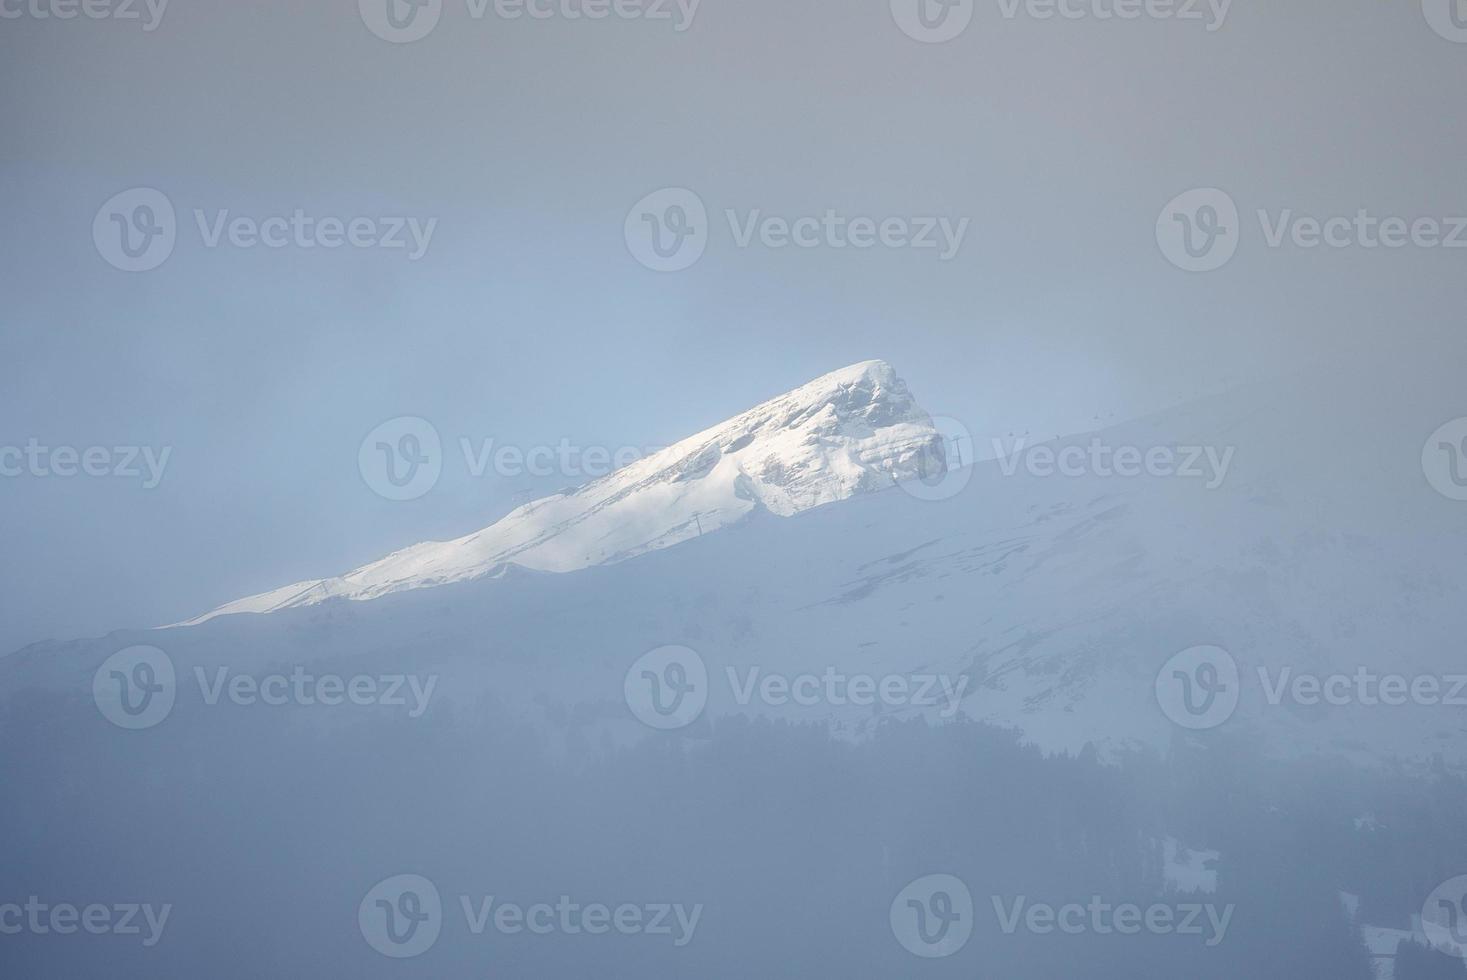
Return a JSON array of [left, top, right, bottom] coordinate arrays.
[[5, 356, 1465, 770], [4, 356, 1465, 980], [182, 360, 943, 625]]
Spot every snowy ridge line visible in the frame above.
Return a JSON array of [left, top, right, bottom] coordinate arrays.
[[177, 360, 945, 626]]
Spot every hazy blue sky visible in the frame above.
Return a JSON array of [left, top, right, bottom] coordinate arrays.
[[3, 0, 1464, 651]]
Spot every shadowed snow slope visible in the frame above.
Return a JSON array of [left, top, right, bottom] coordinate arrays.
[[180, 360, 943, 625], [9, 357, 1465, 771]]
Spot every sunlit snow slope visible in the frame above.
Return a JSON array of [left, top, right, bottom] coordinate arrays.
[[182, 360, 943, 624]]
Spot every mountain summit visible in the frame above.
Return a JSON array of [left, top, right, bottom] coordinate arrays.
[[185, 360, 943, 624]]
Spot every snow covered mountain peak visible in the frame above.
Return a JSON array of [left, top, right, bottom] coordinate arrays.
[[653, 358, 940, 517], [182, 360, 944, 625]]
